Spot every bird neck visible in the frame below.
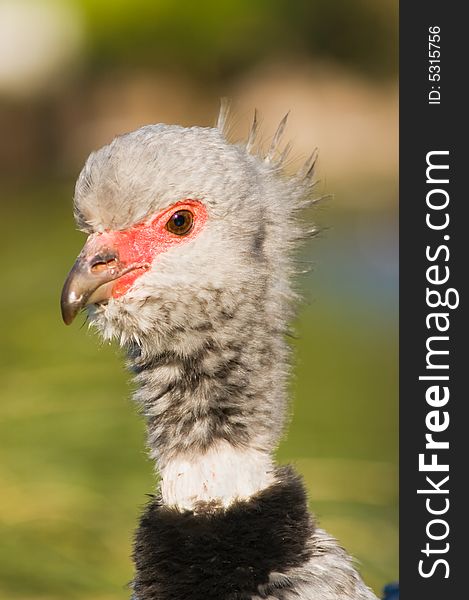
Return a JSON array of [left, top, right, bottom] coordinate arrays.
[[127, 318, 289, 509], [158, 442, 275, 510]]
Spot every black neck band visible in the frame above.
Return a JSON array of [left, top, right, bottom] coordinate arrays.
[[133, 466, 313, 600]]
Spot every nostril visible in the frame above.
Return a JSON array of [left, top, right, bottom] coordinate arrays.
[[91, 258, 119, 273]]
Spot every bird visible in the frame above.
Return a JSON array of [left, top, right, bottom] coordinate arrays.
[[60, 103, 380, 600]]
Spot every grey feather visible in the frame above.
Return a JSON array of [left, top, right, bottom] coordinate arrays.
[[246, 108, 260, 154], [298, 147, 319, 181], [265, 111, 289, 164], [216, 97, 231, 136]]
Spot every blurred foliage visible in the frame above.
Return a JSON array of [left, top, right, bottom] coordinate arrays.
[[0, 182, 397, 598], [77, 0, 397, 80]]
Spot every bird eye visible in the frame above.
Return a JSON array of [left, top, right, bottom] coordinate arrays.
[[165, 210, 194, 236]]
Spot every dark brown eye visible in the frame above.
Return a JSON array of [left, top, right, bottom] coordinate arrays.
[[166, 210, 194, 236]]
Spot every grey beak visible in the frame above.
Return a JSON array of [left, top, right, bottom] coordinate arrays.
[[60, 245, 121, 325]]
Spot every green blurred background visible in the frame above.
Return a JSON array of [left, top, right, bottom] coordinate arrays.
[[0, 1, 398, 598]]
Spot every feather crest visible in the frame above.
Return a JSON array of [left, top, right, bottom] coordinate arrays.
[[216, 98, 231, 136]]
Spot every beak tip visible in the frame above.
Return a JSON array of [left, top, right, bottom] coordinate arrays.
[[60, 286, 80, 326], [60, 301, 76, 325], [61, 311, 73, 326]]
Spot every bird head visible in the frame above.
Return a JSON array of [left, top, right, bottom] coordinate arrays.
[[61, 116, 316, 358]]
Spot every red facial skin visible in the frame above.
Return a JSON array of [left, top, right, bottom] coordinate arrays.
[[93, 200, 207, 298]]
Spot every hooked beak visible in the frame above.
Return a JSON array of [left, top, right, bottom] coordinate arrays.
[[60, 233, 146, 325]]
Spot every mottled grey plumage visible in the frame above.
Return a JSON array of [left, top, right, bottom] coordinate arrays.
[[70, 107, 378, 600]]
